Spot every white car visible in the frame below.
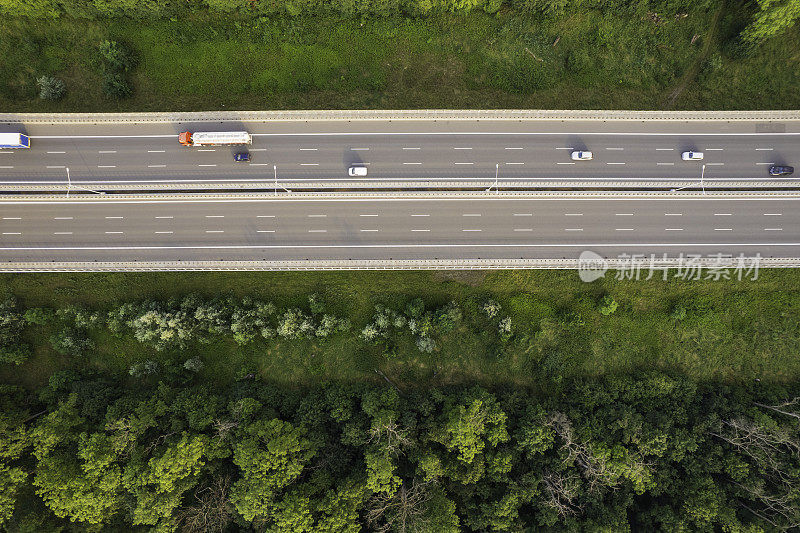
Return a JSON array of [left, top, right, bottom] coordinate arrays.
[[348, 165, 368, 177], [571, 151, 593, 161], [681, 151, 704, 161]]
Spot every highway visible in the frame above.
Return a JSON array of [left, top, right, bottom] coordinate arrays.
[[1, 196, 798, 263], [0, 118, 798, 188]]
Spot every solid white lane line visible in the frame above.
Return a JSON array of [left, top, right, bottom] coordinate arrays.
[[665, 228, 684, 231], [411, 214, 429, 217], [756, 162, 775, 165], [205, 215, 224, 218], [606, 147, 624, 150], [706, 148, 724, 151], [308, 214, 327, 218], [54, 217, 73, 220], [350, 148, 370, 151], [462, 229, 482, 232], [565, 228, 583, 231], [257, 215, 275, 218], [105, 216, 123, 219], [403, 147, 420, 150], [764, 213, 782, 216], [565, 213, 583, 216], [97, 165, 116, 168], [300, 163, 319, 166], [714, 213, 732, 216], [615, 228, 634, 231], [53, 232, 72, 235], [513, 213, 533, 216], [147, 150, 166, 153], [556, 162, 575, 165], [98, 150, 116, 153], [47, 151, 66, 154], [665, 213, 683, 216], [411, 229, 430, 232], [46, 165, 65, 169], [607, 162, 626, 165], [706, 163, 724, 166], [256, 230, 275, 233], [615, 213, 634, 216], [360, 229, 379, 232], [308, 230, 327, 233], [765, 228, 783, 231], [197, 149, 215, 152], [403, 162, 422, 165], [2, 233, 21, 235], [155, 216, 173, 219], [249, 148, 267, 152], [454, 162, 474, 165], [0, 166, 13, 169], [299, 148, 318, 151], [453, 147, 472, 150], [656, 148, 674, 151], [105, 231, 124, 234], [756, 148, 774, 151], [513, 228, 533, 232], [505, 162, 525, 165], [205, 230, 224, 233], [656, 163, 674, 166], [198, 164, 217, 167], [154, 231, 173, 234], [148, 164, 166, 167], [505, 147, 524, 150], [249, 163, 271, 166], [0, 151, 13, 154], [714, 228, 733, 231], [359, 214, 379, 217], [555, 147, 573, 150], [2, 217, 21, 220], [462, 214, 481, 217]]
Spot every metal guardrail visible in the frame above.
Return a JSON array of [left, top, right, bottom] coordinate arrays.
[[2, 109, 800, 124], [3, 257, 800, 272]]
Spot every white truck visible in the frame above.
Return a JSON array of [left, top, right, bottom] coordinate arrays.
[[0, 133, 30, 149], [178, 131, 252, 147]]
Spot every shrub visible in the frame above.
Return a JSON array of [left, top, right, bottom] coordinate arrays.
[[103, 73, 132, 99], [183, 357, 204, 372], [0, 298, 29, 365], [416, 336, 436, 353], [36, 76, 65, 100], [129, 360, 159, 378], [99, 40, 136, 72], [598, 295, 619, 316], [23, 307, 54, 326], [50, 327, 94, 357], [483, 300, 501, 319]]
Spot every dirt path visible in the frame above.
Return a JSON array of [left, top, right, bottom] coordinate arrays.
[[664, 3, 725, 108]]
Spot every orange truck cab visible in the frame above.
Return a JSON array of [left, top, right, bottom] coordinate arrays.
[[178, 132, 192, 146]]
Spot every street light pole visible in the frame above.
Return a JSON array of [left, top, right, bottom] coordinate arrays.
[[66, 167, 70, 198], [701, 164, 706, 195], [487, 163, 499, 193]]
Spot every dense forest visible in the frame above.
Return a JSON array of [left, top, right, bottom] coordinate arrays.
[[1, 369, 799, 531], [1, 291, 800, 531]]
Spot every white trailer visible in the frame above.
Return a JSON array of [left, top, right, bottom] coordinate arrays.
[[179, 131, 252, 146], [0, 133, 30, 149]]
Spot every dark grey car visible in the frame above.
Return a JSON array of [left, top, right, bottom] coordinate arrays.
[[769, 165, 794, 177]]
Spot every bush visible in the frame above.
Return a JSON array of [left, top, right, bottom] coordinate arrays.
[[129, 360, 159, 378], [103, 73, 132, 99], [99, 40, 136, 73], [183, 357, 204, 372], [0, 298, 29, 365], [598, 295, 619, 316], [23, 307, 54, 326], [50, 327, 94, 357], [36, 76, 65, 100]]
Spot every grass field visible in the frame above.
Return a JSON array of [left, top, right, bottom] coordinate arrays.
[[2, 269, 800, 392], [1, 9, 798, 112]]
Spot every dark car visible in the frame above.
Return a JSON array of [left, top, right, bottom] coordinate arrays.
[[769, 165, 794, 177], [234, 152, 251, 163]]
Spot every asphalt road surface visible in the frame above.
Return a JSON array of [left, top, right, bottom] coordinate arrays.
[[1, 197, 797, 263], [0, 119, 798, 187]]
